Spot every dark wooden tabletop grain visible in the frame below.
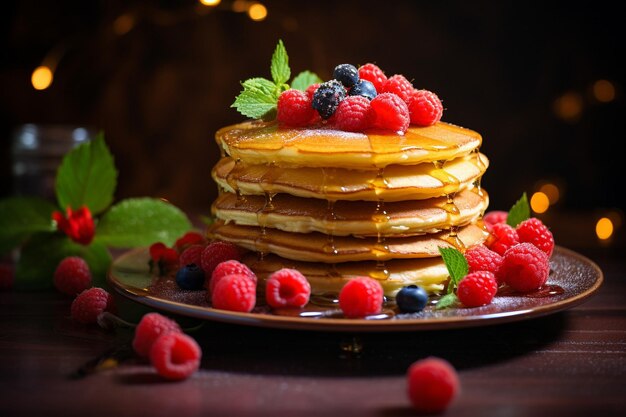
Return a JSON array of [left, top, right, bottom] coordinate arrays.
[[1, 249, 624, 417]]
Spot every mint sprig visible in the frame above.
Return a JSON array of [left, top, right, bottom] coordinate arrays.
[[231, 40, 321, 120], [435, 247, 469, 310], [506, 192, 531, 227]]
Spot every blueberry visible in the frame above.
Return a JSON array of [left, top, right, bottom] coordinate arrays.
[[396, 285, 429, 313], [349, 79, 377, 100], [175, 263, 205, 290], [312, 80, 346, 119], [333, 64, 359, 88]]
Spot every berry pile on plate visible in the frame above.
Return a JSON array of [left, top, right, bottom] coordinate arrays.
[[277, 63, 443, 133]]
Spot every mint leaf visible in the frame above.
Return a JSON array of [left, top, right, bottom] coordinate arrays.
[[438, 247, 468, 287], [95, 197, 191, 248], [231, 77, 279, 119], [291, 70, 323, 91], [270, 40, 290, 86], [506, 192, 531, 227], [55, 132, 118, 215], [435, 293, 459, 310], [15, 234, 111, 290], [0, 197, 56, 255]]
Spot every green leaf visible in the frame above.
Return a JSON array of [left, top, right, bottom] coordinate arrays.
[[506, 192, 531, 227], [15, 234, 111, 290], [231, 77, 279, 119], [291, 70, 323, 91], [55, 132, 118, 215], [438, 247, 468, 287], [95, 197, 192, 248], [435, 293, 459, 310], [0, 197, 57, 255], [270, 39, 290, 86]]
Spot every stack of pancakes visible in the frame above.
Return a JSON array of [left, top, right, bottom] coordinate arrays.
[[209, 120, 490, 297]]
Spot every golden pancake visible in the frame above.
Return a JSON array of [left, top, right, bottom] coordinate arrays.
[[208, 221, 488, 263], [213, 189, 488, 236], [242, 253, 450, 297], [216, 120, 482, 169], [212, 152, 488, 202]]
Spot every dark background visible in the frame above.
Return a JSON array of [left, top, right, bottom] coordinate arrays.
[[1, 0, 623, 250]]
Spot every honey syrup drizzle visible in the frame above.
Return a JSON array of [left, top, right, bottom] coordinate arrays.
[[430, 160, 466, 251]]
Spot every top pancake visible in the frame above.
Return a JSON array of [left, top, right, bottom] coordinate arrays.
[[216, 120, 483, 169]]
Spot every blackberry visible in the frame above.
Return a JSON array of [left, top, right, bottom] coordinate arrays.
[[176, 263, 205, 290], [312, 80, 346, 119], [396, 285, 428, 313], [349, 79, 378, 100], [333, 64, 359, 88]]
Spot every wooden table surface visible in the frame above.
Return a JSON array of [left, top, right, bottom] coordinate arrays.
[[1, 248, 624, 417]]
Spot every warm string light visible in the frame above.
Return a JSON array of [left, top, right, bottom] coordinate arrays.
[[596, 217, 613, 240], [592, 79, 616, 103], [199, 0, 221, 6], [248, 3, 268, 21], [553, 79, 617, 121], [31, 66, 53, 90], [530, 192, 550, 214]]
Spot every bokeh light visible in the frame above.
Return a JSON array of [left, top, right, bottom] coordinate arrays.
[[553, 91, 583, 121], [248, 3, 267, 21], [596, 217, 614, 240], [113, 14, 135, 35], [199, 0, 221, 6], [31, 66, 53, 90], [539, 183, 560, 205], [530, 192, 550, 214], [592, 79, 616, 103]]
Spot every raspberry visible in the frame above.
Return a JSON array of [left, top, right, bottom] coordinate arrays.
[[70, 287, 115, 324], [483, 210, 508, 232], [211, 273, 256, 312], [265, 268, 311, 308], [53, 256, 92, 296], [338, 277, 383, 318], [150, 332, 201, 381], [332, 96, 374, 132], [209, 259, 256, 294], [500, 243, 550, 293], [149, 242, 179, 275], [457, 271, 498, 307], [487, 223, 519, 256], [358, 63, 387, 92], [0, 263, 14, 290], [305, 83, 320, 100], [179, 244, 205, 269], [312, 80, 346, 119], [370, 93, 410, 133], [133, 312, 182, 358], [174, 231, 206, 253], [200, 241, 241, 276], [464, 245, 504, 283], [277, 89, 315, 127], [381, 74, 414, 103], [408, 89, 444, 126], [516, 218, 555, 257], [407, 357, 459, 413]]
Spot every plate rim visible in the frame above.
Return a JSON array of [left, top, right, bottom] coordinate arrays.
[[107, 245, 604, 332]]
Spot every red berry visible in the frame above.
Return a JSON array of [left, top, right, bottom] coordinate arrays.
[[381, 74, 414, 103], [179, 244, 205, 269], [332, 96, 374, 132], [500, 242, 550, 293], [338, 277, 383, 318], [0, 263, 14, 291], [149, 332, 201, 381], [277, 89, 315, 127], [358, 63, 387, 92], [265, 268, 311, 308], [70, 287, 115, 324], [209, 260, 256, 294], [483, 210, 508, 232], [457, 271, 498, 307], [200, 241, 241, 276], [370, 93, 410, 133], [487, 223, 520, 256], [464, 245, 504, 283], [407, 357, 459, 413], [174, 231, 206, 252], [53, 256, 92, 296], [133, 312, 182, 358], [516, 218, 555, 258], [408, 89, 443, 126], [149, 242, 179, 274], [305, 83, 320, 100], [211, 273, 256, 312]]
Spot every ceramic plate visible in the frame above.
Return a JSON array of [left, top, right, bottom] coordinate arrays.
[[108, 246, 603, 332]]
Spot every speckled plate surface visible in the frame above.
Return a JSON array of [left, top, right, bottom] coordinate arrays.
[[108, 246, 603, 332]]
